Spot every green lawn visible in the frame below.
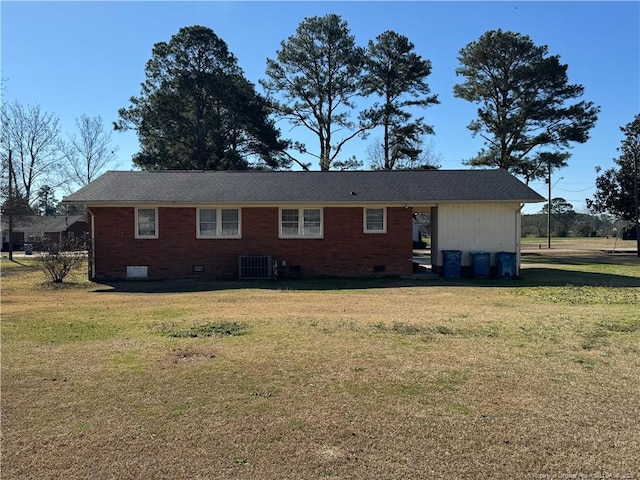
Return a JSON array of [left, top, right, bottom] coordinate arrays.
[[521, 236, 637, 252], [1, 255, 639, 479]]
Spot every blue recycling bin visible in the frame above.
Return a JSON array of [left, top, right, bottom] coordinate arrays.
[[441, 250, 462, 278], [469, 250, 490, 278], [495, 252, 516, 279]]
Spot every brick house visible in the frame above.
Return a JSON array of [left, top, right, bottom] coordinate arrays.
[[1, 215, 88, 252], [62, 170, 544, 280]]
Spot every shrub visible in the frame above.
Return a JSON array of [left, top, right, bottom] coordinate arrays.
[[37, 239, 86, 283]]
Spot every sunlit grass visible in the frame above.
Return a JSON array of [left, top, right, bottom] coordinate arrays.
[[521, 236, 637, 251], [1, 255, 639, 479]]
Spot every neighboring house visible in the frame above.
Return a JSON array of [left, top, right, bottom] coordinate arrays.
[[1, 215, 89, 251], [62, 170, 544, 280]]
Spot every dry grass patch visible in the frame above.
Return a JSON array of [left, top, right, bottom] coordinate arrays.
[[1, 257, 639, 479]]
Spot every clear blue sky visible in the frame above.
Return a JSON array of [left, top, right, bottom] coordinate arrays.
[[2, 1, 638, 213]]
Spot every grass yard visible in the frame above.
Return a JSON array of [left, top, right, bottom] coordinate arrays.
[[1, 252, 639, 479], [521, 236, 637, 252]]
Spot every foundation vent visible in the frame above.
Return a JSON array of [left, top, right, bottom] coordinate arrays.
[[239, 256, 274, 280]]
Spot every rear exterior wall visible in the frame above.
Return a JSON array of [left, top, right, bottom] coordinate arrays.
[[89, 206, 414, 280]]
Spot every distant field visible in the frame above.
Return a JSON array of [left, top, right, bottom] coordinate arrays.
[[521, 236, 637, 251], [1, 255, 639, 479]]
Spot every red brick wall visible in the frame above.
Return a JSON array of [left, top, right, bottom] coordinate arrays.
[[90, 206, 414, 280], [67, 220, 89, 240]]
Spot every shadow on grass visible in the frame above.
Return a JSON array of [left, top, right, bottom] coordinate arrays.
[[3, 259, 33, 268], [0, 258, 41, 276], [92, 267, 640, 294], [514, 267, 640, 287]]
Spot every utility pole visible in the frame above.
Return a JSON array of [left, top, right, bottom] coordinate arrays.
[[7, 148, 13, 261], [547, 159, 552, 249], [634, 148, 639, 257]]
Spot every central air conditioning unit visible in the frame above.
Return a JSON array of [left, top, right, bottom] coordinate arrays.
[[239, 255, 275, 280]]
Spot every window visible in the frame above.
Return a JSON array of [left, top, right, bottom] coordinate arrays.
[[280, 208, 323, 238], [281, 209, 299, 236], [136, 208, 158, 238], [221, 209, 240, 236], [364, 208, 386, 233], [199, 209, 217, 236], [197, 208, 241, 238], [302, 208, 322, 236]]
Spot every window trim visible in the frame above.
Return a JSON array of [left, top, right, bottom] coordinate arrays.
[[196, 207, 242, 239], [363, 207, 387, 234], [279, 207, 323, 238], [135, 207, 158, 239]]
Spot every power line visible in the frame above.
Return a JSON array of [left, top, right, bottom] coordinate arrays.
[[556, 185, 596, 193]]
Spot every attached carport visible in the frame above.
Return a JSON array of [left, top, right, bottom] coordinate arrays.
[[412, 200, 539, 278]]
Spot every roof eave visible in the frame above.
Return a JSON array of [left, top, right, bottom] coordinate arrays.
[[74, 197, 546, 208]]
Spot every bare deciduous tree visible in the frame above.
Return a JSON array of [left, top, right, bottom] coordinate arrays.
[[1, 100, 65, 204], [64, 115, 118, 187], [368, 136, 442, 170]]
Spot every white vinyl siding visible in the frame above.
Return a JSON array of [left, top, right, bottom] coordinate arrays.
[[434, 203, 521, 267], [364, 207, 386, 233], [197, 208, 241, 238], [280, 208, 323, 238], [135, 208, 158, 239]]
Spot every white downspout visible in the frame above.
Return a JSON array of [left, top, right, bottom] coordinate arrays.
[[516, 204, 524, 277], [88, 208, 96, 280]]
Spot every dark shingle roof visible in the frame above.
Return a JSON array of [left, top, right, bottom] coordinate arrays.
[[1, 215, 86, 232], [63, 170, 545, 205]]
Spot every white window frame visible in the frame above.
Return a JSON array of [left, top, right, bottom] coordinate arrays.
[[364, 207, 387, 233], [196, 207, 241, 239], [135, 207, 158, 239], [279, 207, 323, 238]]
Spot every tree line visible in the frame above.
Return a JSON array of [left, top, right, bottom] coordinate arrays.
[[115, 19, 600, 181], [2, 14, 637, 242], [1, 101, 117, 215], [522, 199, 627, 239]]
